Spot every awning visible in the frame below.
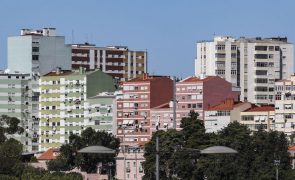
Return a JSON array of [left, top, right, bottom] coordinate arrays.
[[122, 120, 129, 125], [260, 116, 266, 120], [254, 116, 260, 121], [128, 120, 134, 125]]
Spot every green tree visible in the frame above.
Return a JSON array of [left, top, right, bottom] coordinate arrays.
[[143, 111, 210, 180], [48, 127, 120, 173], [0, 116, 24, 176]]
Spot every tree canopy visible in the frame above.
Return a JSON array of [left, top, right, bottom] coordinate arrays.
[[143, 111, 295, 180], [47, 127, 120, 173]]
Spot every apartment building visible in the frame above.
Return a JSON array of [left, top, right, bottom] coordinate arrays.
[[274, 76, 295, 135], [195, 36, 293, 105], [8, 28, 71, 76], [240, 106, 275, 131], [72, 44, 147, 82], [0, 71, 38, 152], [204, 99, 251, 133], [150, 76, 240, 132], [116, 146, 144, 180], [38, 68, 118, 150], [116, 74, 173, 146]]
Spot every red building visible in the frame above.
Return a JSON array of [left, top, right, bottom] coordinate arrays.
[[116, 74, 173, 146], [150, 76, 240, 131]]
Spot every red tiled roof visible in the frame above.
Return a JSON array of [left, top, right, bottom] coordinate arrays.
[[37, 148, 60, 160], [245, 106, 274, 112], [180, 76, 216, 83], [207, 99, 244, 111], [289, 145, 295, 151]]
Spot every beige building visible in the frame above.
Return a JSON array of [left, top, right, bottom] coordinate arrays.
[[72, 44, 147, 82], [274, 75, 295, 135], [240, 106, 275, 131], [204, 99, 251, 133]]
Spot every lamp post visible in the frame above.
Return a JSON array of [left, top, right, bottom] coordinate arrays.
[[274, 160, 280, 180]]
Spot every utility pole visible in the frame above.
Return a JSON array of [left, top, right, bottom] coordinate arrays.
[[156, 136, 159, 180], [173, 76, 176, 129]]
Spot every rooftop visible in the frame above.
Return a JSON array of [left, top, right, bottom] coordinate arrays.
[[244, 106, 274, 112], [207, 99, 245, 111], [127, 74, 170, 83], [289, 145, 295, 151], [37, 148, 59, 161], [179, 76, 217, 83]]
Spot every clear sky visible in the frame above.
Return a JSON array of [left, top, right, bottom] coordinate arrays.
[[0, 0, 295, 77]]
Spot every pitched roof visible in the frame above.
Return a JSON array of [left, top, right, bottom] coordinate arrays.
[[207, 99, 245, 111], [37, 148, 59, 160], [180, 76, 216, 83], [289, 145, 295, 151], [244, 106, 274, 112]]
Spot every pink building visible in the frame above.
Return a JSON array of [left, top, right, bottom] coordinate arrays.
[[116, 147, 145, 180], [116, 74, 173, 146], [150, 76, 240, 131]]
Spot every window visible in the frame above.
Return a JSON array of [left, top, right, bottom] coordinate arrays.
[[242, 116, 254, 121], [231, 45, 237, 50], [216, 44, 225, 50], [269, 46, 274, 51], [275, 46, 280, 51], [32, 55, 39, 60], [256, 62, 268, 67], [256, 70, 267, 75], [215, 53, 226, 58], [255, 78, 268, 83], [275, 94, 281, 100], [255, 86, 268, 92], [95, 120, 100, 125], [255, 54, 268, 59], [216, 69, 225, 75], [32, 47, 39, 52], [255, 46, 267, 51]]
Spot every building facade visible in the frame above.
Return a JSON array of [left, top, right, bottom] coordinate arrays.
[[116, 74, 173, 146], [204, 99, 251, 133], [150, 76, 240, 132], [195, 36, 293, 105], [274, 76, 295, 135], [8, 28, 71, 76], [38, 69, 118, 150], [72, 44, 147, 82], [240, 106, 275, 131], [116, 146, 144, 180], [0, 71, 38, 152]]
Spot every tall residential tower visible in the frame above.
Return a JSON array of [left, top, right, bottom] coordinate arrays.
[[195, 36, 293, 105]]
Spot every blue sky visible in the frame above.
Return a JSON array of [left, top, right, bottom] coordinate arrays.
[[1, 0, 295, 77]]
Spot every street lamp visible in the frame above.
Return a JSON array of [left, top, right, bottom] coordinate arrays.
[[274, 160, 280, 180]]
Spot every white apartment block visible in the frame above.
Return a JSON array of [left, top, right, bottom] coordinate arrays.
[[8, 28, 71, 76], [195, 36, 293, 105], [275, 75, 295, 135]]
